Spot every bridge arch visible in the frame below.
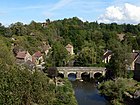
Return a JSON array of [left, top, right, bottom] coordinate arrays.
[[81, 72, 90, 81], [67, 71, 77, 76], [94, 72, 102, 79], [67, 71, 77, 78], [57, 67, 106, 80], [58, 72, 64, 78]]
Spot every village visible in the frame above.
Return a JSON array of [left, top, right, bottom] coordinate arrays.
[[12, 41, 74, 70], [1, 0, 140, 104], [11, 35, 140, 80]]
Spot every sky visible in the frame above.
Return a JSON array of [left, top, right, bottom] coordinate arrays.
[[1, 0, 140, 26]]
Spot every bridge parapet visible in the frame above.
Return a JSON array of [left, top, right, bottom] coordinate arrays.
[[57, 67, 106, 79], [57, 67, 106, 71]]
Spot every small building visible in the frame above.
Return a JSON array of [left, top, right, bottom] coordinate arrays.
[[129, 52, 139, 70], [102, 50, 112, 63], [42, 44, 51, 55], [24, 60, 35, 69], [134, 54, 140, 80], [117, 33, 125, 41], [42, 22, 48, 28], [16, 51, 32, 63], [65, 44, 74, 55], [32, 51, 44, 65]]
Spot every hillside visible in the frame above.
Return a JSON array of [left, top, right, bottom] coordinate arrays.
[[0, 17, 140, 67]]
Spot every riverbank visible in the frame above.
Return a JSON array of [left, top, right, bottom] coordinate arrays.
[[55, 78, 78, 105], [98, 78, 140, 105]]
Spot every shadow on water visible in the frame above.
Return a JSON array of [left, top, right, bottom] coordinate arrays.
[[68, 74, 110, 105], [68, 73, 77, 81]]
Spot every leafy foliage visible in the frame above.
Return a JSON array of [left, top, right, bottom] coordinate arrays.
[[1, 17, 140, 67], [0, 65, 77, 105], [107, 42, 131, 78], [0, 38, 77, 105], [0, 17, 140, 104], [98, 78, 139, 105], [74, 47, 96, 66]]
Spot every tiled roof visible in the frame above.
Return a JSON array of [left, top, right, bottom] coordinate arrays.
[[16, 51, 27, 59], [33, 51, 42, 58]]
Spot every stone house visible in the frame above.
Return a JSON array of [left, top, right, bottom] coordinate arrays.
[[32, 51, 44, 65], [24, 60, 35, 69], [65, 44, 74, 55], [134, 54, 140, 80], [102, 50, 112, 63], [42, 44, 51, 55], [102, 50, 139, 69], [16, 51, 32, 63], [42, 22, 48, 28], [128, 52, 139, 70]]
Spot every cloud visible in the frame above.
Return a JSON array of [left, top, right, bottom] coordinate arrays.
[[98, 3, 140, 24], [43, 0, 108, 19], [49, 0, 74, 11], [43, 0, 75, 18], [9, 5, 46, 10], [43, 0, 74, 18]]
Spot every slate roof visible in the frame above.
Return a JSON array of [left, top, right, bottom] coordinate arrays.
[[130, 52, 139, 62], [135, 54, 140, 64], [102, 50, 112, 60]]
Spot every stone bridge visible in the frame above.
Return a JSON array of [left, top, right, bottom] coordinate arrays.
[[57, 67, 106, 79]]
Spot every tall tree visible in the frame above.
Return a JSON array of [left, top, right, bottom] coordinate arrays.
[[108, 42, 131, 78], [47, 42, 69, 67], [75, 47, 96, 66]]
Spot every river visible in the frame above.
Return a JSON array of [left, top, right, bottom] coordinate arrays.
[[68, 74, 109, 105]]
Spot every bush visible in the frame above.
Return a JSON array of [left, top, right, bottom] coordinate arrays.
[[98, 78, 138, 105], [127, 70, 134, 78]]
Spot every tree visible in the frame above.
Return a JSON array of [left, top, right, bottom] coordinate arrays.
[[47, 42, 69, 67], [0, 23, 5, 36], [46, 67, 58, 78], [4, 28, 12, 37], [0, 39, 15, 66], [98, 78, 138, 105], [107, 42, 131, 78], [10, 22, 27, 36], [75, 47, 96, 66]]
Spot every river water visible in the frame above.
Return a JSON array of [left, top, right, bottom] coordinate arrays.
[[68, 75, 109, 105]]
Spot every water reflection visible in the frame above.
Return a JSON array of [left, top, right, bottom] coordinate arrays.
[[68, 74, 109, 105], [68, 73, 77, 81]]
